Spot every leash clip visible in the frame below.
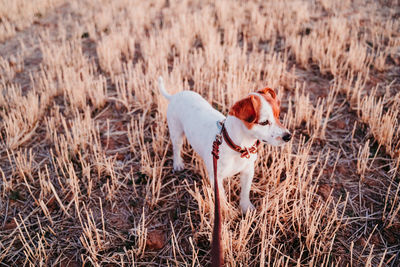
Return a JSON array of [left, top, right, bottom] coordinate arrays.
[[216, 120, 225, 131], [215, 119, 224, 145]]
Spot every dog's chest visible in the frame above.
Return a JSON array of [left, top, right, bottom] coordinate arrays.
[[218, 153, 257, 178]]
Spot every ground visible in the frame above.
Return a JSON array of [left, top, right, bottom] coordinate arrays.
[[0, 0, 399, 266]]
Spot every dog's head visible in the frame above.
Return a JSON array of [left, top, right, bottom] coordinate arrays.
[[228, 88, 291, 146]]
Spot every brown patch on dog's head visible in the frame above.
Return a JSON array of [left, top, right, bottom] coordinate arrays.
[[229, 95, 261, 129], [257, 87, 281, 121], [258, 87, 276, 99]]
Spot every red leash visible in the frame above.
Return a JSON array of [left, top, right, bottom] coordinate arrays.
[[210, 121, 260, 266], [211, 134, 223, 267]]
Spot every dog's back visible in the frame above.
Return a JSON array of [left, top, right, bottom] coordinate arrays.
[[159, 77, 224, 161]]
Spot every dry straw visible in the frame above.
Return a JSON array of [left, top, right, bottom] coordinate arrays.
[[0, 0, 399, 266]]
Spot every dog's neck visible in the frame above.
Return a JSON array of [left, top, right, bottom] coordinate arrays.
[[224, 116, 258, 149]]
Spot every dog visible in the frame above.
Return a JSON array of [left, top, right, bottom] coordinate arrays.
[[158, 77, 291, 213]]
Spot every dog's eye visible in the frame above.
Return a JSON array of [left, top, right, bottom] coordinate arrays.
[[259, 120, 270, 126]]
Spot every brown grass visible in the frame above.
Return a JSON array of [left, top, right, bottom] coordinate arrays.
[[0, 0, 399, 266]]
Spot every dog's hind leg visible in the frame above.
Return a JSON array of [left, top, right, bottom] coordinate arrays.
[[167, 116, 185, 171]]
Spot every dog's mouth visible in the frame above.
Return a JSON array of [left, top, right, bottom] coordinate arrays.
[[261, 137, 285, 144]]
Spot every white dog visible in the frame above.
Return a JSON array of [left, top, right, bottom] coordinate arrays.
[[158, 77, 291, 212]]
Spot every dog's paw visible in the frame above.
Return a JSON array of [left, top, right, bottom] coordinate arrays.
[[173, 161, 185, 172], [240, 201, 255, 214]]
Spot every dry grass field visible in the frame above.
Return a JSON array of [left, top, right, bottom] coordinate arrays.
[[0, 0, 400, 266]]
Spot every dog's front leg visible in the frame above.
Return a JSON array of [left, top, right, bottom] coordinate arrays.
[[240, 164, 255, 213]]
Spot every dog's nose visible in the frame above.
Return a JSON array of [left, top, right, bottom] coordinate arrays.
[[282, 132, 292, 142]]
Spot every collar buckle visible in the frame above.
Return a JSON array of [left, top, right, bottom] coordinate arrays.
[[241, 149, 251, 159]]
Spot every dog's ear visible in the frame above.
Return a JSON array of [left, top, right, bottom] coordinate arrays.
[[258, 87, 276, 100], [258, 87, 281, 118], [229, 95, 260, 129]]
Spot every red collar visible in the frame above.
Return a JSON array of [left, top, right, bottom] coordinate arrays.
[[221, 123, 260, 158]]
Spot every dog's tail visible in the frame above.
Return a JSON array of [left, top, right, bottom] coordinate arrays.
[[158, 76, 172, 100]]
